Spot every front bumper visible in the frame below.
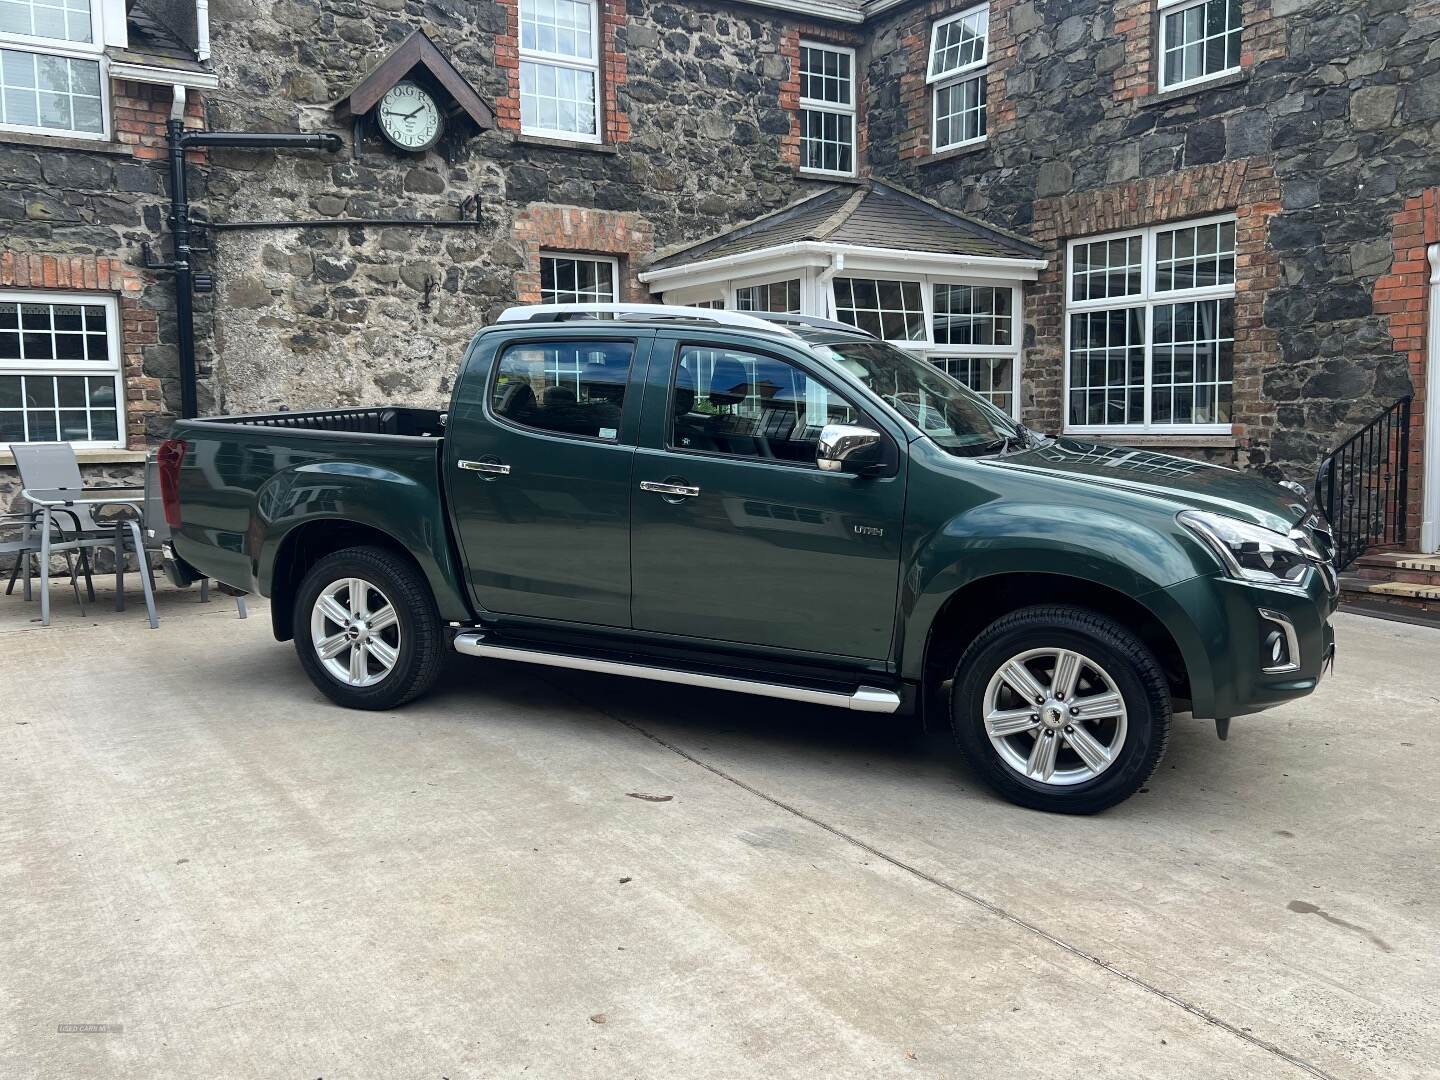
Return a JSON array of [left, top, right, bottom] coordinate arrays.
[[1157, 565, 1338, 720]]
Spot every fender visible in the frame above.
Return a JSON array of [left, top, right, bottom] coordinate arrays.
[[897, 497, 1218, 716], [251, 459, 472, 622]]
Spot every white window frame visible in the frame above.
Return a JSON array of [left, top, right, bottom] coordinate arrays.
[[927, 3, 988, 153], [539, 251, 619, 303], [797, 40, 857, 178], [518, 0, 601, 144], [1155, 0, 1242, 93], [0, 0, 109, 141], [0, 289, 124, 448], [1063, 213, 1237, 435]]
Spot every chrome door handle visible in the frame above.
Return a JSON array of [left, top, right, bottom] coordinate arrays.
[[640, 480, 700, 498], [458, 459, 511, 475]]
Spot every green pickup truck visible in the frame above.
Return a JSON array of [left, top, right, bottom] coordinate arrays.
[[162, 304, 1337, 812]]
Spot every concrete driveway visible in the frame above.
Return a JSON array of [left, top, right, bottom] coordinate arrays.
[[1, 586, 1437, 1079]]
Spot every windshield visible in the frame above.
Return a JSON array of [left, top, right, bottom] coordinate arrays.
[[813, 338, 1022, 455]]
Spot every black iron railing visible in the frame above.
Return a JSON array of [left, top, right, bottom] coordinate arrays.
[[1315, 396, 1412, 572]]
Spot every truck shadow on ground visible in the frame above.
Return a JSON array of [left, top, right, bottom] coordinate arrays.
[[427, 651, 1241, 819]]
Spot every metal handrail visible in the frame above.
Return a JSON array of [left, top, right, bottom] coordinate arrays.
[[1314, 395, 1412, 571]]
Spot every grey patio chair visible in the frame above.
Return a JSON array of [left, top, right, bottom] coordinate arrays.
[[136, 456, 247, 619], [2, 509, 87, 614], [10, 441, 155, 627]]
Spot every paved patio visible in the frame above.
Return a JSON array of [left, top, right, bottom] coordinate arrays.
[[1, 582, 1436, 1078]]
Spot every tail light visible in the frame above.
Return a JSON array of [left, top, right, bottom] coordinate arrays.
[[157, 438, 187, 530]]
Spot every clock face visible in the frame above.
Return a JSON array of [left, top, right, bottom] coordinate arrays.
[[377, 81, 443, 151]]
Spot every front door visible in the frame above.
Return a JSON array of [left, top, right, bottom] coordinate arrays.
[[630, 335, 907, 660], [445, 330, 649, 627]]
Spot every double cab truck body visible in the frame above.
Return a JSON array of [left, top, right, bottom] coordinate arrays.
[[163, 305, 1338, 812]]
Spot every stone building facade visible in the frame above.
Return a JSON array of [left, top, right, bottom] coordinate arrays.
[[3, 0, 1438, 558]]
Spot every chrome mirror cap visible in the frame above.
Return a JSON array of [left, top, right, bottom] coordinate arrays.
[[818, 424, 883, 472]]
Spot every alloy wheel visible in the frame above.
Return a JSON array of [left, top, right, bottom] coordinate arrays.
[[982, 647, 1129, 786], [310, 577, 402, 688]]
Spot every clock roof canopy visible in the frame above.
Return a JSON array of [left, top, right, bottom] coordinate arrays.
[[335, 29, 496, 132]]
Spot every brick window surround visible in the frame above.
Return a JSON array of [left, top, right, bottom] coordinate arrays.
[[1374, 189, 1439, 534], [0, 253, 165, 450], [511, 205, 654, 302], [493, 0, 630, 143], [778, 24, 865, 171], [1111, 0, 1281, 102], [1026, 159, 1281, 449]]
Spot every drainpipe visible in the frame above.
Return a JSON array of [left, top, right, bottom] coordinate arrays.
[[167, 85, 198, 420], [195, 0, 210, 62], [815, 252, 844, 319], [1422, 242, 1440, 553]]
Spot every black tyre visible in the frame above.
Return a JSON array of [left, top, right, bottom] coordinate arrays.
[[293, 545, 445, 710], [950, 605, 1171, 813]]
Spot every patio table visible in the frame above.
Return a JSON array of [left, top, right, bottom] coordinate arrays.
[[20, 486, 157, 629]]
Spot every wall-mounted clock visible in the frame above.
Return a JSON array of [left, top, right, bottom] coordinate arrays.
[[377, 80, 443, 152]]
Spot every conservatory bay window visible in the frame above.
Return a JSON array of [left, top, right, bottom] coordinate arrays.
[[0, 0, 106, 138], [1066, 216, 1237, 432], [832, 277, 926, 342], [734, 278, 801, 313], [798, 42, 856, 176], [519, 0, 600, 142], [928, 4, 987, 152], [1157, 0, 1242, 92]]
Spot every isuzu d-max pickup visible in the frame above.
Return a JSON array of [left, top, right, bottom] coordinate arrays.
[[161, 304, 1337, 812]]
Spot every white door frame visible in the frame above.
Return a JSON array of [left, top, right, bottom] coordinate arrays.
[[1423, 242, 1440, 553]]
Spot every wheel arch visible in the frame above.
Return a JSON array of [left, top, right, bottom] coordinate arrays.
[[919, 573, 1195, 720], [269, 519, 423, 642]]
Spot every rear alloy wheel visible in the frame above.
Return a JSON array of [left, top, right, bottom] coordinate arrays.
[[951, 606, 1171, 813], [294, 546, 444, 710]]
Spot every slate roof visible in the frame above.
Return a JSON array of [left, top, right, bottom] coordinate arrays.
[[108, 1, 207, 73], [648, 180, 1043, 270]]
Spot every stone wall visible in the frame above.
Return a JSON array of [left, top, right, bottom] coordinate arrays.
[[862, 0, 1440, 483], [200, 0, 833, 414]]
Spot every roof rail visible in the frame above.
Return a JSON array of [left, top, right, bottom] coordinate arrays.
[[743, 311, 876, 338], [495, 303, 800, 336]]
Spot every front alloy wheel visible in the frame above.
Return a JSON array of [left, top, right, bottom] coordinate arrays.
[[951, 605, 1171, 813], [983, 647, 1128, 786]]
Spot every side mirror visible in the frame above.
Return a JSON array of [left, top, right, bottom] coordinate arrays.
[[817, 424, 885, 474]]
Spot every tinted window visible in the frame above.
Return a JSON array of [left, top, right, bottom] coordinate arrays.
[[670, 345, 858, 465], [492, 340, 633, 441]]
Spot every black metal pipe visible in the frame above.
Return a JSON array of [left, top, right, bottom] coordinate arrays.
[[167, 117, 198, 419], [181, 131, 345, 151], [208, 218, 488, 231]]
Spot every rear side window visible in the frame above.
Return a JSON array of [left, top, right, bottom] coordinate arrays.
[[669, 344, 859, 465], [491, 340, 634, 441]]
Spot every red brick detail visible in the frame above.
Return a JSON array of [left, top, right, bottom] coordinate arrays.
[[778, 24, 865, 172], [112, 79, 206, 162], [1026, 159, 1281, 449], [510, 204, 654, 301], [0, 252, 165, 450], [492, 0, 629, 143], [893, 0, 1016, 163], [1113, 0, 1281, 102], [1374, 189, 1440, 538]]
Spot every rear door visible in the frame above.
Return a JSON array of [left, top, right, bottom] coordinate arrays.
[[629, 331, 907, 660], [444, 328, 651, 627]]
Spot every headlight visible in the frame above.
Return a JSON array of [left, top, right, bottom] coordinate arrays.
[[1178, 510, 1313, 586]]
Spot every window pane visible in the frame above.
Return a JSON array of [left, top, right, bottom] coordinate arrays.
[[491, 340, 633, 440], [932, 355, 1013, 416], [934, 285, 1012, 346], [800, 44, 851, 105], [519, 0, 594, 59], [1155, 220, 1237, 292], [671, 345, 858, 465], [0, 298, 119, 444], [1150, 299, 1233, 426], [735, 278, 801, 314], [519, 60, 597, 136], [1160, 0, 1242, 89], [0, 50, 100, 135], [539, 255, 616, 303], [0, 0, 92, 43], [1067, 307, 1145, 427], [934, 73, 986, 149], [833, 277, 926, 341], [1070, 234, 1144, 302], [929, 6, 988, 79]]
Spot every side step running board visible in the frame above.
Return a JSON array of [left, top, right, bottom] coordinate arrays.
[[452, 632, 901, 713]]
